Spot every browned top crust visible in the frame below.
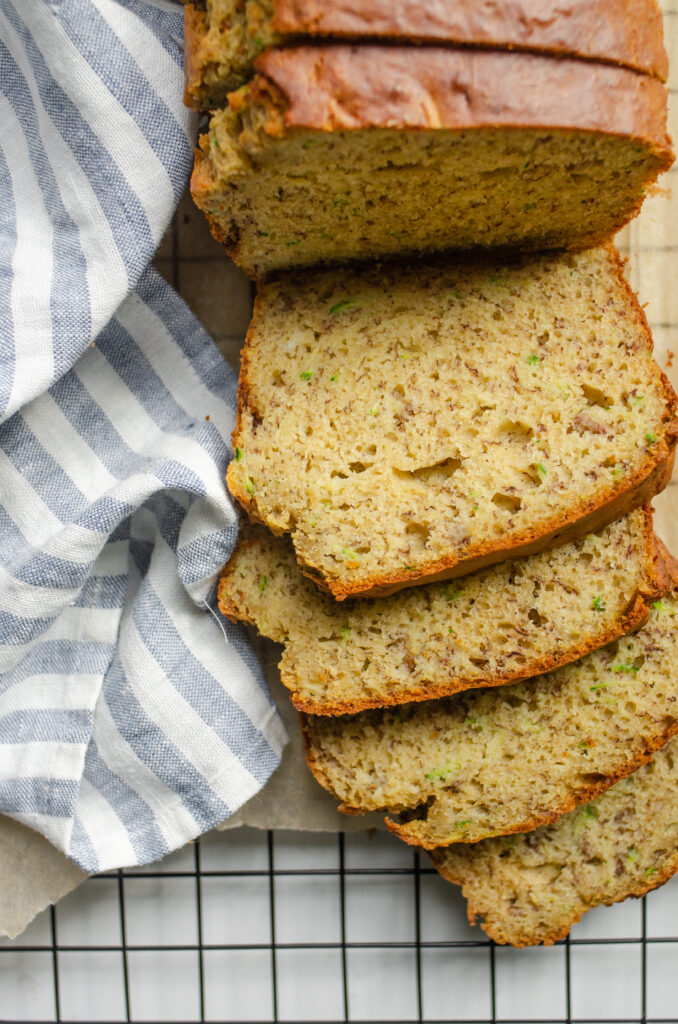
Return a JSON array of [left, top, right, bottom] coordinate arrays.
[[269, 0, 668, 81], [249, 45, 671, 148]]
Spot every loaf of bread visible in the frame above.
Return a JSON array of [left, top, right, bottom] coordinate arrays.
[[192, 47, 672, 276], [302, 572, 678, 848], [183, 0, 668, 109], [218, 510, 664, 715], [227, 248, 677, 599], [432, 734, 678, 946]]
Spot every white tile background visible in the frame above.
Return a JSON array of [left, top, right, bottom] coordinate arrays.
[[1, 827, 678, 1022]]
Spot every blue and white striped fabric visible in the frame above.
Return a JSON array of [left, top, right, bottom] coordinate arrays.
[[0, 0, 287, 873]]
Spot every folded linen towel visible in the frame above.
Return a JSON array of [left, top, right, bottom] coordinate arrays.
[[0, 0, 287, 872]]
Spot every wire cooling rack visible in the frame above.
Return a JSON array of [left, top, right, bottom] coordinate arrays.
[[2, 825, 678, 1023], [5, 150, 678, 1024], [3, 0, 678, 1013]]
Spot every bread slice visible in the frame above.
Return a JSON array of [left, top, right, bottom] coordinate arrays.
[[192, 47, 672, 276], [218, 510, 665, 716], [431, 735, 678, 947], [227, 248, 678, 599], [302, 567, 678, 848], [183, 0, 668, 109]]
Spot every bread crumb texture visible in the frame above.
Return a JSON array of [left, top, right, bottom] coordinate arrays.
[[219, 510, 663, 714], [192, 47, 672, 275], [227, 248, 677, 597], [432, 735, 678, 946], [302, 589, 678, 848], [184, 1, 276, 108]]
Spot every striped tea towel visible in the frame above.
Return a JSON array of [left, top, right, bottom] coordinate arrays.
[[0, 0, 287, 873]]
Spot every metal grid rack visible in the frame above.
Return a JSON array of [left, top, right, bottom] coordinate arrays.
[[2, 825, 678, 1023], [3, 0, 678, 1012]]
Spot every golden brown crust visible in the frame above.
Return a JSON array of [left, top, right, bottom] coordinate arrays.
[[217, 509, 668, 716], [287, 597, 653, 715], [301, 563, 678, 845], [655, 536, 678, 587], [226, 248, 678, 600], [300, 715, 335, 800], [190, 156, 244, 260], [192, 57, 673, 276], [301, 717, 678, 846], [183, 0, 668, 111], [430, 847, 678, 947], [385, 719, 678, 848], [251, 45, 672, 148], [229, 399, 678, 603], [217, 583, 257, 629], [314, 452, 677, 599], [268, 0, 668, 81]]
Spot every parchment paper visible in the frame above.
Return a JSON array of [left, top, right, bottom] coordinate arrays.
[[2, 0, 676, 940], [0, 818, 87, 939]]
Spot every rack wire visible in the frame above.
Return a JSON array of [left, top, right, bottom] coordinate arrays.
[[2, 826, 678, 1023], [3, 0, 678, 1010]]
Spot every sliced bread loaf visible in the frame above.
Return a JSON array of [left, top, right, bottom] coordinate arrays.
[[218, 510, 665, 715], [432, 735, 678, 947], [183, 0, 668, 109], [228, 248, 678, 599], [302, 567, 678, 848], [192, 47, 672, 275]]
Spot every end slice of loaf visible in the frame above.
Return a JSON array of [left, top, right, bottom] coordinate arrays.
[[432, 735, 678, 947], [183, 0, 668, 109], [192, 47, 672, 275], [302, 567, 678, 848], [228, 247, 677, 599], [219, 510, 665, 715], [183, 1, 255, 107]]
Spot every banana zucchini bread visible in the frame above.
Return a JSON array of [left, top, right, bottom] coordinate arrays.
[[432, 734, 678, 946], [302, 562, 678, 848], [218, 510, 665, 715], [228, 247, 678, 599], [192, 47, 672, 275], [184, 0, 668, 109]]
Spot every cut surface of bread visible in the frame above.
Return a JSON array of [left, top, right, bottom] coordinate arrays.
[[302, 579, 678, 848], [228, 248, 678, 599], [184, 1, 253, 107], [183, 0, 668, 108], [432, 735, 678, 947], [192, 47, 672, 275], [218, 510, 665, 715]]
